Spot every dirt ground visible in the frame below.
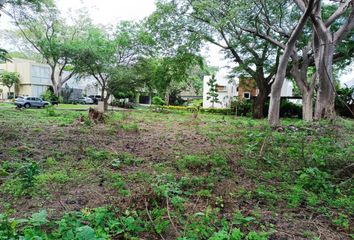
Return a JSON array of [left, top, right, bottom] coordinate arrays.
[[0, 108, 352, 239]]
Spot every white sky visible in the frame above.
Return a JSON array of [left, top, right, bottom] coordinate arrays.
[[0, 0, 352, 83], [56, 0, 156, 24]]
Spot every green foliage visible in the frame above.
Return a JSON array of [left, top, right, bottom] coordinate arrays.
[[120, 122, 139, 132], [41, 88, 59, 102], [296, 168, 335, 195], [335, 85, 354, 118], [0, 207, 145, 239], [45, 105, 58, 116], [111, 152, 143, 168], [0, 48, 11, 62], [16, 162, 40, 191], [152, 96, 165, 106], [162, 105, 232, 115], [231, 99, 253, 117], [112, 174, 131, 196], [0, 104, 352, 239], [0, 71, 20, 98], [1, 162, 41, 197]]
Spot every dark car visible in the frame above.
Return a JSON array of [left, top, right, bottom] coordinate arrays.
[[88, 95, 102, 104], [15, 97, 50, 108]]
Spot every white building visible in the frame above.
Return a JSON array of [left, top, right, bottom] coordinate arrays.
[[203, 75, 237, 108]]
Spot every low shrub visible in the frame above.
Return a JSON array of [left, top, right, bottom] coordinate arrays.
[[152, 96, 165, 106], [231, 99, 253, 117], [162, 105, 232, 115]]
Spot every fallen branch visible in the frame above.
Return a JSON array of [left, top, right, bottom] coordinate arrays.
[[166, 196, 180, 238], [145, 199, 166, 240]]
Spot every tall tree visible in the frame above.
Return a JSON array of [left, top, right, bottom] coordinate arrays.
[[72, 22, 149, 110], [8, 4, 90, 95], [268, 0, 317, 126], [147, 2, 205, 105], [242, 0, 354, 123], [295, 0, 354, 120], [206, 74, 221, 108]]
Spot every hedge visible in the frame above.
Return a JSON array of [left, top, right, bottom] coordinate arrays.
[[161, 105, 232, 115]]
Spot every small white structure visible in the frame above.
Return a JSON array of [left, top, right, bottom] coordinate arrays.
[[203, 75, 237, 108]]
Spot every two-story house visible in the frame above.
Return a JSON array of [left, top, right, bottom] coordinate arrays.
[[0, 58, 52, 98]]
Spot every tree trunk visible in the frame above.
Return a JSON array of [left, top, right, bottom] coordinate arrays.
[[290, 46, 314, 122], [314, 43, 336, 120], [101, 87, 109, 111], [50, 66, 60, 96], [302, 90, 313, 121], [268, 0, 314, 126], [165, 92, 170, 106], [104, 94, 110, 111], [253, 80, 269, 119], [8, 86, 11, 99]]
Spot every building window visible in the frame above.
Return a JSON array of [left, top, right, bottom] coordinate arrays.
[[216, 85, 227, 92], [31, 65, 51, 85], [243, 92, 251, 99]]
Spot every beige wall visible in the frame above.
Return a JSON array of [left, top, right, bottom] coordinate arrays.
[[0, 59, 52, 99]]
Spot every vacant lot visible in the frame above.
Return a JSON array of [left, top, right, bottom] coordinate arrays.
[[0, 106, 353, 239]]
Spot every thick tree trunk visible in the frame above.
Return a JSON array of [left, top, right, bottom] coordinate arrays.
[[302, 90, 313, 121], [290, 46, 314, 122], [269, 0, 314, 126], [253, 80, 269, 119], [314, 43, 336, 120]]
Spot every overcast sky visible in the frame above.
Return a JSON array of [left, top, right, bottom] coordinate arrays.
[[0, 0, 352, 83]]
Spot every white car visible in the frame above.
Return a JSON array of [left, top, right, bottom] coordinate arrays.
[[75, 97, 94, 104]]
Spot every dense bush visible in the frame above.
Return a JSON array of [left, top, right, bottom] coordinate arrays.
[[231, 99, 253, 117], [152, 96, 165, 106], [279, 100, 302, 118], [230, 99, 302, 118], [163, 99, 302, 117], [335, 85, 354, 118], [111, 99, 135, 109], [41, 87, 59, 102]]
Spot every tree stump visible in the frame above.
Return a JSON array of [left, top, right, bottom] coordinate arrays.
[[88, 107, 104, 124]]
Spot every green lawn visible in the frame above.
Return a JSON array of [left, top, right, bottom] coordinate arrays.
[[55, 103, 91, 110], [0, 102, 91, 110], [0, 102, 15, 108], [0, 107, 353, 239]]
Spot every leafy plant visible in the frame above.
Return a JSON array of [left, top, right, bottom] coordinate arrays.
[[152, 96, 165, 106], [16, 162, 40, 191]]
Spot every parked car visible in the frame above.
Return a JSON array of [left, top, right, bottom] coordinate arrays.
[[73, 97, 94, 104], [15, 97, 50, 108], [88, 95, 102, 104]]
